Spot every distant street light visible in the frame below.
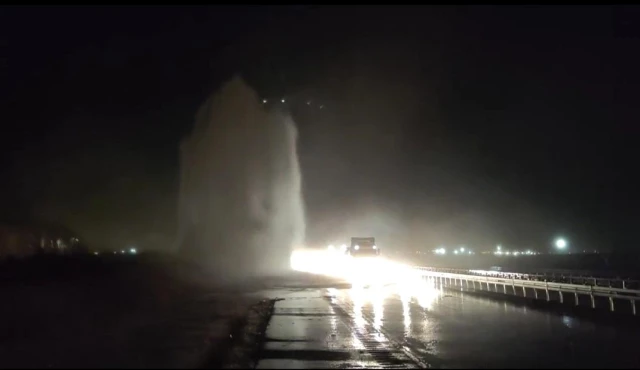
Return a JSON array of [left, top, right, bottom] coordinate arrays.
[[555, 238, 567, 250]]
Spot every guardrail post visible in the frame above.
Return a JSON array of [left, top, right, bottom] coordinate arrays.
[[631, 300, 637, 316], [512, 279, 515, 295], [590, 286, 595, 309], [609, 296, 615, 312], [465, 278, 469, 289], [503, 284, 507, 294], [522, 286, 526, 298], [559, 291, 564, 304], [545, 281, 550, 302], [574, 290, 579, 306], [623, 280, 626, 290], [534, 288, 538, 299]]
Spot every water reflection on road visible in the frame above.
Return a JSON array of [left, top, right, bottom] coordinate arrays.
[[292, 252, 640, 368], [326, 279, 640, 369]]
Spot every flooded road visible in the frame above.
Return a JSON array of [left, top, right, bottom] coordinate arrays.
[[257, 280, 640, 369]]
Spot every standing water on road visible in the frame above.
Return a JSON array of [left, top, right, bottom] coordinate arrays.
[[255, 279, 640, 369], [176, 76, 305, 283]]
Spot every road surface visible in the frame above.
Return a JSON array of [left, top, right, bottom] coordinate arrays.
[[256, 280, 640, 369]]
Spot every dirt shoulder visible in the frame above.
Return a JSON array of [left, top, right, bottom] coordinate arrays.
[[0, 254, 276, 368]]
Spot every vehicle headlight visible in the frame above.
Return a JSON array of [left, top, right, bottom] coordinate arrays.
[[373, 245, 377, 249], [355, 245, 360, 250]]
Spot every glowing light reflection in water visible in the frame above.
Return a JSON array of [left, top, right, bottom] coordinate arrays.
[[326, 289, 339, 336], [372, 289, 386, 341], [346, 274, 442, 341], [350, 287, 368, 331], [402, 276, 442, 311], [293, 250, 444, 343], [400, 290, 412, 337]]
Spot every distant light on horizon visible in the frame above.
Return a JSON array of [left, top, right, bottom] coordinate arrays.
[[555, 238, 567, 249]]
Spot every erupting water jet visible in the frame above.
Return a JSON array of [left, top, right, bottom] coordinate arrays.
[[176, 76, 305, 283]]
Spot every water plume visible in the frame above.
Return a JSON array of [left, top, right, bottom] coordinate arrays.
[[177, 76, 305, 283]]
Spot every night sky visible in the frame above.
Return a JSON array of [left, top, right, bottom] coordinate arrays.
[[1, 6, 637, 252]]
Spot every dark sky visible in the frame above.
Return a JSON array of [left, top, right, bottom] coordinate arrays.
[[1, 6, 637, 252]]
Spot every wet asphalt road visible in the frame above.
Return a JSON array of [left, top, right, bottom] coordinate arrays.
[[256, 280, 640, 369]]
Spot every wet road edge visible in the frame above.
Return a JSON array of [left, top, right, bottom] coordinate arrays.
[[201, 298, 278, 369]]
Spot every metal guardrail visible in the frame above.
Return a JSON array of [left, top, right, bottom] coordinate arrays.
[[415, 267, 640, 315], [416, 266, 640, 290]]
